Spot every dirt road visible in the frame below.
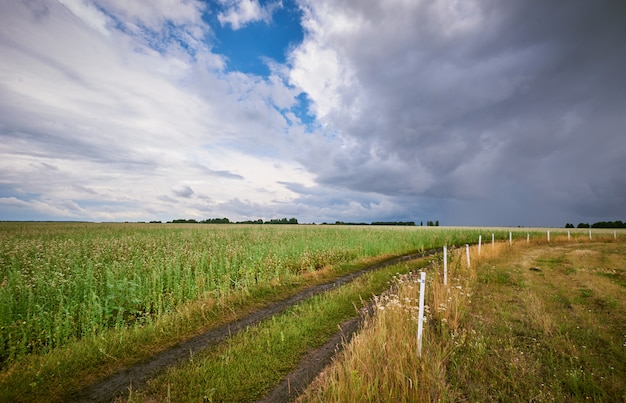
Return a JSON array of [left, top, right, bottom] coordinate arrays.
[[69, 249, 437, 402]]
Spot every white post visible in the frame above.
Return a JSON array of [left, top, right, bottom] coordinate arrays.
[[527, 233, 530, 243], [509, 231, 512, 246], [568, 230, 571, 241], [417, 271, 426, 358], [492, 233, 495, 250], [478, 235, 482, 255], [589, 229, 592, 240], [466, 244, 470, 268], [443, 245, 448, 286], [614, 230, 617, 240], [547, 231, 549, 242]]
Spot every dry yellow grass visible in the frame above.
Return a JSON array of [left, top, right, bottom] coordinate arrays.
[[299, 243, 486, 402], [299, 238, 626, 401]]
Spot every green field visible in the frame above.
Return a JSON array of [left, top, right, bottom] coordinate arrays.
[[0, 222, 617, 400], [0, 222, 493, 361]]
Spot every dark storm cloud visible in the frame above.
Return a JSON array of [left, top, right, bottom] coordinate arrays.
[[2, 0, 624, 225], [291, 0, 626, 225]]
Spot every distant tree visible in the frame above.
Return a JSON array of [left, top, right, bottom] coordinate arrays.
[[235, 219, 264, 224], [565, 223, 575, 228], [371, 221, 415, 226], [201, 217, 230, 224], [171, 219, 197, 223], [577, 222, 590, 228], [265, 217, 298, 224], [591, 220, 626, 228], [435, 220, 439, 226]]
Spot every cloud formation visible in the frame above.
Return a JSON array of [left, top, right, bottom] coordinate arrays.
[[217, 0, 281, 30], [289, 0, 626, 225], [0, 0, 624, 226]]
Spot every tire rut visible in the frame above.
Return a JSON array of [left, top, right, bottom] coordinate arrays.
[[256, 307, 372, 403], [69, 249, 438, 402]]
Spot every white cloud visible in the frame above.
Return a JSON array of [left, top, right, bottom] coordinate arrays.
[[1, 0, 624, 226], [287, 3, 360, 123], [58, 0, 112, 36], [99, 0, 205, 28], [217, 0, 282, 30], [0, 0, 317, 222]]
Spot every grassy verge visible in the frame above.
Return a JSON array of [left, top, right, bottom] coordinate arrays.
[[300, 238, 626, 401], [125, 256, 437, 402], [450, 240, 626, 401], [298, 241, 484, 402]]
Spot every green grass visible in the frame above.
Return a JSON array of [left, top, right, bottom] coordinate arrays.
[[1, 223, 620, 401], [0, 222, 513, 401], [128, 257, 435, 402], [0, 222, 496, 364]]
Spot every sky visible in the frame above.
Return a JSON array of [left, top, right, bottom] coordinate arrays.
[[1, 0, 625, 226]]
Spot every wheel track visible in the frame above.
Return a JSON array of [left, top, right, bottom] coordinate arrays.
[[69, 249, 438, 402]]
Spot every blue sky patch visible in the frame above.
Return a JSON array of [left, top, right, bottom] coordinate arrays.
[[205, 0, 304, 76]]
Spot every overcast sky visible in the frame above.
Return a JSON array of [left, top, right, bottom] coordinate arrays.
[[1, 0, 625, 226]]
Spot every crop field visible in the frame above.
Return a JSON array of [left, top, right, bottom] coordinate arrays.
[[0, 222, 619, 401]]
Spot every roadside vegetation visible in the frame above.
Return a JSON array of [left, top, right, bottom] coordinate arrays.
[[299, 235, 626, 401], [125, 257, 435, 402], [0, 222, 503, 401]]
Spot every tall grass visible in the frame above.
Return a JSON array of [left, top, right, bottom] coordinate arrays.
[[298, 243, 487, 402], [0, 222, 507, 365], [127, 258, 435, 402], [299, 236, 625, 401]]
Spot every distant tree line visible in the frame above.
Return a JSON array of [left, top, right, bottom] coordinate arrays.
[[168, 217, 298, 225], [330, 221, 416, 226], [164, 217, 442, 226], [325, 220, 439, 226], [565, 220, 625, 228], [372, 221, 417, 226]]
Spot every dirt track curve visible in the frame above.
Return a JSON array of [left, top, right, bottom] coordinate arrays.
[[69, 249, 438, 402]]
